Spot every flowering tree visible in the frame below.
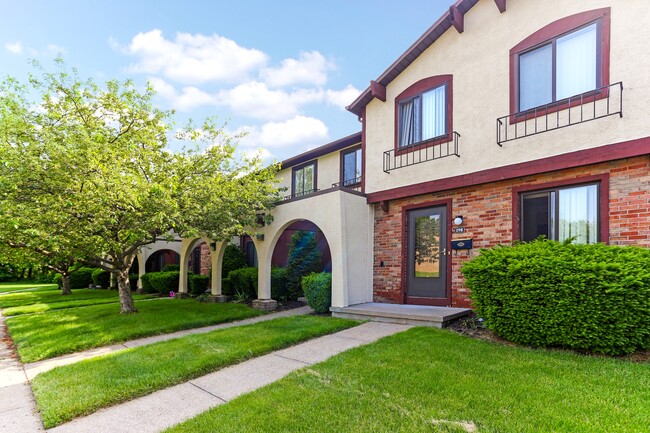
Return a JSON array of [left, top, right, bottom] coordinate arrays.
[[0, 62, 279, 313]]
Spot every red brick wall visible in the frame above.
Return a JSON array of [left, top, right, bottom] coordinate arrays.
[[373, 156, 650, 308], [200, 243, 211, 276]]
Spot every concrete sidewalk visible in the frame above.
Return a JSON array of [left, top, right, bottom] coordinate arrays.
[[25, 305, 313, 379], [0, 312, 44, 433], [48, 321, 412, 433]]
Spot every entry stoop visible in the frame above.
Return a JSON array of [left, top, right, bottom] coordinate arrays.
[[330, 302, 471, 328]]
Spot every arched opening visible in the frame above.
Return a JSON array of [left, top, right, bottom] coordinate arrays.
[[145, 249, 180, 273], [129, 257, 140, 275], [271, 220, 331, 271], [268, 219, 332, 300], [188, 241, 210, 276]]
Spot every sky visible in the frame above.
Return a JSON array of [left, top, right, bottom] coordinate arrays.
[[0, 0, 454, 163]]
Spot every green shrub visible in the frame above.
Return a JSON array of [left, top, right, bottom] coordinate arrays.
[[140, 273, 154, 293], [302, 272, 332, 314], [462, 239, 650, 355], [286, 231, 322, 299], [91, 269, 110, 289], [228, 267, 258, 299], [271, 267, 290, 301], [221, 277, 232, 296], [222, 244, 247, 277], [129, 274, 140, 290], [189, 274, 210, 295], [161, 264, 180, 272], [147, 271, 180, 295], [69, 267, 95, 289], [0, 273, 13, 282], [52, 273, 62, 287]]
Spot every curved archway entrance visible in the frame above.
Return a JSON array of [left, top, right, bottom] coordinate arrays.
[[271, 220, 331, 271], [145, 249, 180, 273]]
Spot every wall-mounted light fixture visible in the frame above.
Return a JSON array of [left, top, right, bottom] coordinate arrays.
[[256, 234, 265, 241], [453, 215, 464, 226], [209, 242, 216, 251]]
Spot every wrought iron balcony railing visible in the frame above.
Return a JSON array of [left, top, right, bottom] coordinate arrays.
[[332, 177, 362, 191], [497, 82, 623, 146], [383, 131, 460, 173]]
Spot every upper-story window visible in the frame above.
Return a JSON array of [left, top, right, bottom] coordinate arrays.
[[511, 8, 610, 113], [395, 75, 452, 149], [341, 146, 362, 186], [292, 161, 316, 197]]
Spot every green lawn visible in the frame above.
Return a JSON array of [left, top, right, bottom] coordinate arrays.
[[0, 282, 58, 294], [0, 288, 157, 316], [166, 327, 650, 433], [33, 315, 358, 428], [6, 298, 264, 363]]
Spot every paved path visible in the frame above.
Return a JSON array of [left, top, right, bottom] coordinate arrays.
[[48, 321, 412, 433], [25, 305, 313, 379], [0, 312, 44, 433]]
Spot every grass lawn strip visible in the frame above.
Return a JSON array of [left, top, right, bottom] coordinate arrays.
[[6, 299, 263, 363], [32, 315, 359, 428], [0, 288, 137, 310], [0, 283, 58, 294], [166, 327, 650, 433], [2, 292, 157, 316]]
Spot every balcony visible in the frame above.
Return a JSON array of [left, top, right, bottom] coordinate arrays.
[[383, 131, 460, 173], [497, 82, 623, 146]]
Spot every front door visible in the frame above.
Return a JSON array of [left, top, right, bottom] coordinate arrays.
[[406, 205, 448, 304]]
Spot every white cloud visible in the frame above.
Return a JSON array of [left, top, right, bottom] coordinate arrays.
[[236, 116, 329, 150], [217, 81, 324, 121], [149, 77, 216, 111], [5, 41, 23, 54], [261, 51, 334, 87], [121, 29, 268, 84], [326, 84, 361, 110]]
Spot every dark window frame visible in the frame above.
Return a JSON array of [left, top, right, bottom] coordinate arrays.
[[509, 8, 611, 117], [340, 145, 362, 187], [512, 174, 609, 244], [394, 75, 453, 155], [291, 160, 318, 198]]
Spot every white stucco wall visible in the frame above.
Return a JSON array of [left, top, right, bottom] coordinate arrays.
[[364, 0, 650, 194]]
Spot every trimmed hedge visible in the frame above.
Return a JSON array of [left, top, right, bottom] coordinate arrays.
[[161, 264, 180, 272], [91, 269, 110, 289], [271, 267, 289, 301], [139, 273, 154, 293], [228, 267, 258, 299], [462, 239, 650, 355], [225, 267, 291, 301], [302, 272, 332, 313], [147, 271, 180, 295], [189, 274, 210, 295], [129, 274, 140, 290]]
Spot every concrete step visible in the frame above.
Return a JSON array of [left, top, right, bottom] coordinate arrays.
[[331, 302, 471, 328]]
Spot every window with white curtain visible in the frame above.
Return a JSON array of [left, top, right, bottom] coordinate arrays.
[[398, 84, 447, 147], [521, 183, 599, 244], [518, 22, 599, 112]]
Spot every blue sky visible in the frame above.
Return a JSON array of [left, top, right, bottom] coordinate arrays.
[[1, 1, 453, 162]]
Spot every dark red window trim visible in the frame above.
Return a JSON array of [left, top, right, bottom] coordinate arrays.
[[291, 160, 318, 198], [511, 174, 609, 244], [339, 145, 362, 187], [509, 8, 611, 117], [400, 199, 453, 307], [394, 75, 453, 155]]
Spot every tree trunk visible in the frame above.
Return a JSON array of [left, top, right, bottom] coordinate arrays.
[[117, 268, 137, 314], [61, 274, 72, 295]]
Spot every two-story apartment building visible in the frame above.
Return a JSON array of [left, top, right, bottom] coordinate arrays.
[[176, 0, 649, 315]]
